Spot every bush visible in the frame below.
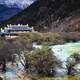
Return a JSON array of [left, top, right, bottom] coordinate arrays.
[[19, 32, 33, 42], [24, 46, 61, 76], [67, 53, 80, 75], [0, 77, 3, 80], [32, 32, 44, 44], [44, 32, 64, 45], [19, 32, 64, 45]]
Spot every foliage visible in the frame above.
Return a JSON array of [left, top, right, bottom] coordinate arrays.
[[67, 53, 80, 65], [17, 32, 33, 51], [25, 46, 61, 76], [20, 32, 80, 44], [0, 77, 3, 80], [71, 53, 80, 60], [32, 32, 44, 44], [0, 35, 32, 72], [19, 32, 64, 45], [67, 53, 80, 75], [63, 32, 80, 42], [19, 32, 33, 42], [38, 76, 78, 80], [1, 0, 80, 32], [43, 32, 64, 45]]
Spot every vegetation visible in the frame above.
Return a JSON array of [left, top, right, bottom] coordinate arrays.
[[0, 38, 16, 72], [0, 0, 80, 80], [19, 32, 80, 44], [38, 76, 79, 80], [0, 33, 80, 79], [1, 0, 80, 32], [19, 32, 64, 45], [67, 53, 80, 75], [0, 35, 32, 72], [24, 46, 61, 76], [0, 77, 3, 80]]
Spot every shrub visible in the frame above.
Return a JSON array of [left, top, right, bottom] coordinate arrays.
[[24, 46, 61, 76], [50, 33, 64, 44], [19, 32, 33, 42], [67, 53, 80, 75], [19, 32, 64, 45], [0, 77, 3, 80], [32, 32, 44, 44]]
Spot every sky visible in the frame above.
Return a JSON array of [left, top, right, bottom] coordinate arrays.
[[0, 0, 36, 9]]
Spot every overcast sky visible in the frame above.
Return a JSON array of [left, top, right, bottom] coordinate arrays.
[[0, 0, 36, 9]]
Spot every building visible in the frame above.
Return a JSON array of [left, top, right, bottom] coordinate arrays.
[[5, 24, 34, 32], [0, 24, 34, 38]]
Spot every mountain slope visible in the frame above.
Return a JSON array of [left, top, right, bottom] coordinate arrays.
[[1, 0, 80, 32], [0, 4, 21, 22], [0, 0, 36, 9]]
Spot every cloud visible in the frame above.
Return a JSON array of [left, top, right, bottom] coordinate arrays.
[[0, 0, 36, 9]]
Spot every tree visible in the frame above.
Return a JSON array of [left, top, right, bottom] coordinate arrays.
[[0, 35, 33, 72], [0, 37, 19, 71], [24, 46, 61, 76], [67, 53, 80, 75]]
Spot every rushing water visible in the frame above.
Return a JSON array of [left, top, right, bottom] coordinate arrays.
[[33, 42, 80, 77], [33, 42, 80, 61], [1, 42, 80, 79]]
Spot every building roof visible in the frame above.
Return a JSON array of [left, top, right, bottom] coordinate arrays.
[[6, 25, 33, 31]]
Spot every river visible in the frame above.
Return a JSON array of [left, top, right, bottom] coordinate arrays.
[[33, 42, 80, 77], [33, 42, 80, 61], [1, 42, 80, 80]]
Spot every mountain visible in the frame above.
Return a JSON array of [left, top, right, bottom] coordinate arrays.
[[0, 4, 21, 22], [1, 0, 80, 32], [0, 0, 36, 9]]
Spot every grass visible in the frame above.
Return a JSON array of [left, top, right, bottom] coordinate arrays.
[[19, 32, 64, 45], [69, 44, 80, 53], [38, 76, 80, 80], [1, 74, 80, 80], [19, 32, 80, 45]]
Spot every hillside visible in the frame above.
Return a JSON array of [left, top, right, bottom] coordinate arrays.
[[0, 4, 21, 22], [1, 0, 80, 32]]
